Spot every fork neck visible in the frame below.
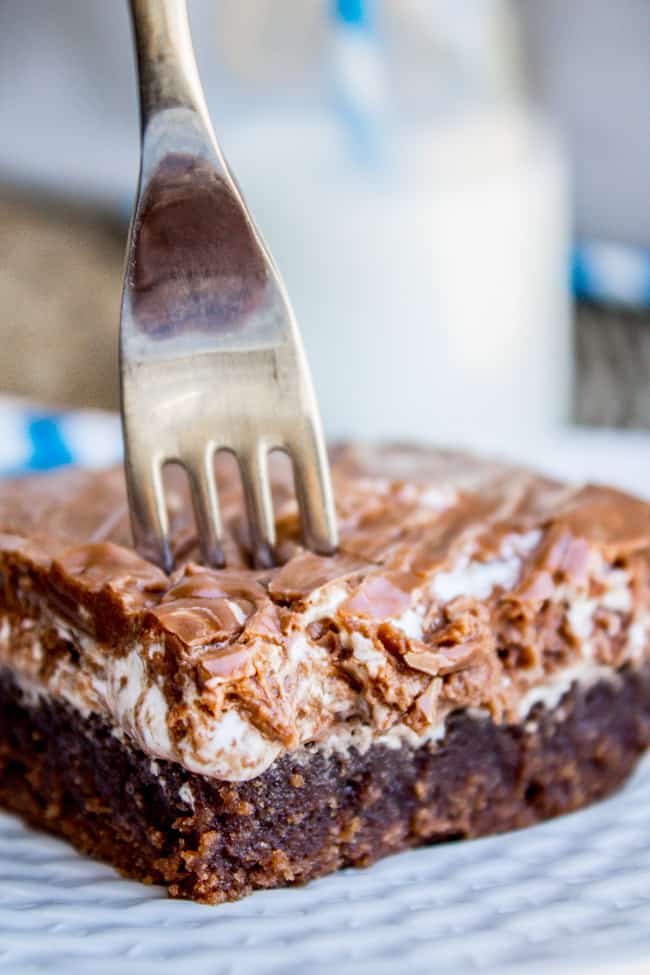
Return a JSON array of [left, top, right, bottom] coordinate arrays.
[[128, 0, 212, 136]]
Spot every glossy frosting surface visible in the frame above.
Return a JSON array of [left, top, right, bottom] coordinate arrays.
[[0, 444, 648, 780]]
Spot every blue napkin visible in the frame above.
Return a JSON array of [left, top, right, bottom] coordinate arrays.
[[0, 400, 122, 476], [573, 242, 650, 307]]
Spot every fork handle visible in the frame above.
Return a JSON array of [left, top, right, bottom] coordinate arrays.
[[128, 0, 212, 135]]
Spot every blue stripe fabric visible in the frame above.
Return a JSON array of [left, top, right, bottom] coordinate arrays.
[[0, 401, 122, 477], [25, 414, 74, 471], [572, 242, 650, 307]]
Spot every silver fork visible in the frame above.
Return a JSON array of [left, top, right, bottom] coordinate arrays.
[[121, 0, 338, 572]]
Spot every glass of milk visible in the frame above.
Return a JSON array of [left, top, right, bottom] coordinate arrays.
[[216, 0, 571, 445]]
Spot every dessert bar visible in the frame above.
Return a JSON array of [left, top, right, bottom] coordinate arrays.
[[0, 445, 648, 902]]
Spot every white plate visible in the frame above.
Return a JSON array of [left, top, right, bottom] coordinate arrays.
[[1, 427, 649, 975]]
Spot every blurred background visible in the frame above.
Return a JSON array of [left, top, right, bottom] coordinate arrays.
[[0, 0, 648, 442]]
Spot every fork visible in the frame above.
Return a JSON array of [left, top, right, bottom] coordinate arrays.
[[121, 0, 338, 572]]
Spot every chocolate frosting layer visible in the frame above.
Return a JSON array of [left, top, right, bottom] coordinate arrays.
[[0, 444, 648, 781]]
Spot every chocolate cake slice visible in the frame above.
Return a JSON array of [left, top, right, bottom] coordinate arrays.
[[0, 445, 648, 903]]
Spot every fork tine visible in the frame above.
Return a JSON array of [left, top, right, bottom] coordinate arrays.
[[238, 445, 276, 569], [124, 445, 173, 572], [123, 1, 340, 573], [288, 423, 339, 556], [184, 448, 224, 568]]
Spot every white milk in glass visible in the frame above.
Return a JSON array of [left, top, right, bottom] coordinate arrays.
[[225, 106, 571, 444]]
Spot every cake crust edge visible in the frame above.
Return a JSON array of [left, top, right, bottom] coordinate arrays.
[[2, 663, 649, 903]]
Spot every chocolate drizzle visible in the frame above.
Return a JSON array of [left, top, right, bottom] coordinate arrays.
[[0, 444, 647, 779]]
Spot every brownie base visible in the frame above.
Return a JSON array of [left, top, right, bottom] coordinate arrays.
[[2, 665, 650, 903]]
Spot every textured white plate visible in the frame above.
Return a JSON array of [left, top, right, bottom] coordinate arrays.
[[1, 428, 649, 975]]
